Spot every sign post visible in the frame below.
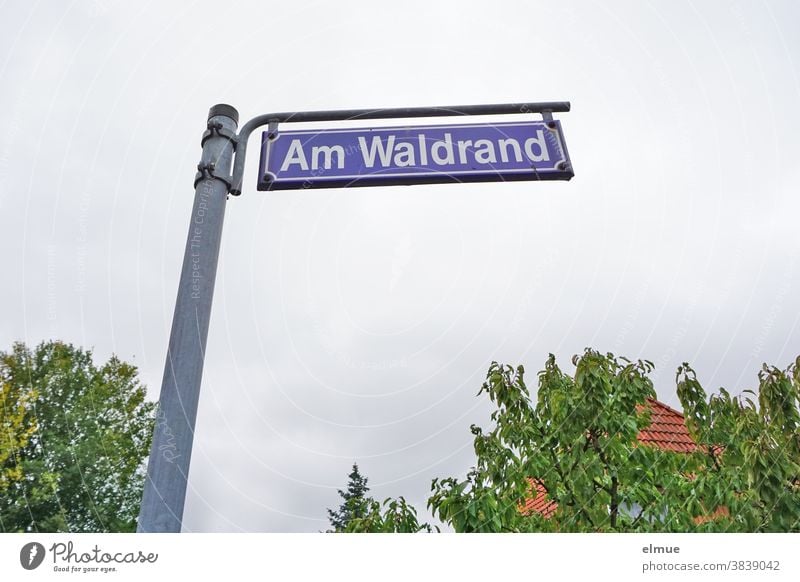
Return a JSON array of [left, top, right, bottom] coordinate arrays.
[[138, 101, 571, 532], [138, 104, 239, 532]]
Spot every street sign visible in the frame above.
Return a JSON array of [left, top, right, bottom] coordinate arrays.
[[257, 120, 572, 190], [141, 102, 572, 532]]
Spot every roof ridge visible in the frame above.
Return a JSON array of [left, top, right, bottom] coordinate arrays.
[[645, 396, 686, 419]]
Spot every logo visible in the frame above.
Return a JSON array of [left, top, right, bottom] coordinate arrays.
[[20, 542, 46, 570]]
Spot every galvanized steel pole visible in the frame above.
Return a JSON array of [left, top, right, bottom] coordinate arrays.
[[137, 104, 239, 532]]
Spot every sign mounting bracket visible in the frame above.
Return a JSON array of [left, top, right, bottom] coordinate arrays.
[[228, 101, 570, 195]]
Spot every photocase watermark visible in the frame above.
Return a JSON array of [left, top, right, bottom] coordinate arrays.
[[19, 540, 158, 574], [20, 542, 46, 570], [189, 180, 214, 300], [154, 405, 181, 463]]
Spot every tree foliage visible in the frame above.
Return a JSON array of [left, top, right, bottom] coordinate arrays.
[[423, 349, 800, 532], [328, 463, 436, 532], [677, 358, 800, 531], [327, 463, 373, 531], [0, 341, 155, 532], [344, 496, 436, 533], [1, 377, 37, 493]]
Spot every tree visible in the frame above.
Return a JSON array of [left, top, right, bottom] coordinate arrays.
[[425, 349, 800, 532], [0, 378, 37, 494], [0, 341, 155, 532], [677, 358, 800, 532], [429, 350, 686, 532], [327, 463, 373, 531], [345, 496, 437, 533], [327, 463, 436, 533]]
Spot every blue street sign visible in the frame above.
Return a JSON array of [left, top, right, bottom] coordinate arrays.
[[257, 120, 572, 190]]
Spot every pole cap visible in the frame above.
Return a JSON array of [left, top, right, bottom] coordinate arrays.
[[208, 104, 239, 125]]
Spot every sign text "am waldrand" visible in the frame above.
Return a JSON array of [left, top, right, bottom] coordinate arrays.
[[257, 120, 572, 190]]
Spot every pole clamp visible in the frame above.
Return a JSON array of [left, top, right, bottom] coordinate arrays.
[[194, 162, 233, 190], [201, 120, 239, 149]]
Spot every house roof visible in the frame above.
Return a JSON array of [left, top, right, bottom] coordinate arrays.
[[522, 480, 557, 519], [635, 397, 697, 453], [521, 397, 698, 519]]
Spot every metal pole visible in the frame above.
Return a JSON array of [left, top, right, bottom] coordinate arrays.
[[137, 104, 239, 532]]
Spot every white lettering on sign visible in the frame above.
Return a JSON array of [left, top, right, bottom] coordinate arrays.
[[394, 142, 415, 167], [281, 139, 309, 171], [524, 131, 550, 162], [359, 135, 395, 168], [431, 133, 454, 165], [280, 131, 552, 172], [474, 139, 497, 163], [311, 145, 345, 170], [498, 138, 522, 163]]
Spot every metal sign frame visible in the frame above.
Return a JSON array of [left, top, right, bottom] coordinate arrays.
[[257, 120, 573, 190]]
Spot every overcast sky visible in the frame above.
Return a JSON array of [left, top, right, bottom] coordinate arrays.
[[1, 0, 799, 532]]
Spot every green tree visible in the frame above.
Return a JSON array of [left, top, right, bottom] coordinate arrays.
[[345, 496, 436, 533], [0, 341, 155, 532], [425, 349, 800, 532], [327, 463, 373, 531], [1, 378, 37, 493], [677, 358, 800, 531], [328, 463, 436, 533]]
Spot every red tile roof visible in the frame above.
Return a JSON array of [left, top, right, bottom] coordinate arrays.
[[635, 398, 697, 453], [522, 479, 557, 518], [522, 398, 699, 519]]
